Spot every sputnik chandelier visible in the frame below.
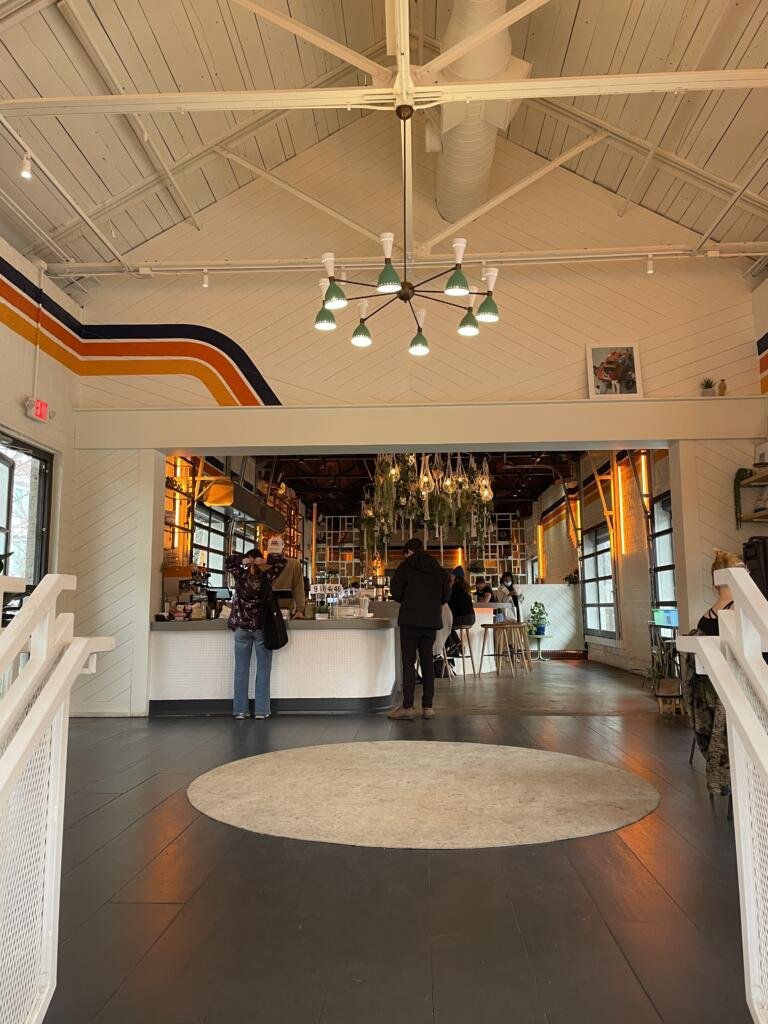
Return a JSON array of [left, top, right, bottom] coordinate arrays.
[[311, 107, 501, 357]]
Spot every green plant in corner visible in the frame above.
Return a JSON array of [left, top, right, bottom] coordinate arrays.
[[734, 467, 753, 528], [563, 569, 579, 586], [700, 377, 715, 391]]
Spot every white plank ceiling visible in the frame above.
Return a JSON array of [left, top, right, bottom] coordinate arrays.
[[0, 0, 765, 274]]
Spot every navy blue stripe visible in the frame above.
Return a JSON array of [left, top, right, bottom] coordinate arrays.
[[0, 253, 280, 405], [758, 331, 768, 357]]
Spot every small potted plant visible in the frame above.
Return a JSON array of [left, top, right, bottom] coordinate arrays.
[[700, 377, 716, 397], [528, 601, 549, 636]]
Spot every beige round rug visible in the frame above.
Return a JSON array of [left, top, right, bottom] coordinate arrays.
[[187, 741, 659, 850]]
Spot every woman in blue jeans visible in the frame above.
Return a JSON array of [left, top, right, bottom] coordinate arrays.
[[225, 547, 286, 719]]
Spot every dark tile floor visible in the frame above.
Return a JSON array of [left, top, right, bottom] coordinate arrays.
[[45, 661, 749, 1024]]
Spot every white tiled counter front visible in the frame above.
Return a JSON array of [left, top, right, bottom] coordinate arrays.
[[149, 618, 396, 714]]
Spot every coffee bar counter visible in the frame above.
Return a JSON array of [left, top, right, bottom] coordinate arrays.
[[149, 618, 396, 715]]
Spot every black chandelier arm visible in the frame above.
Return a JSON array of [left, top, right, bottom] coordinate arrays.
[[419, 294, 467, 310], [412, 269, 449, 289], [407, 300, 420, 330], [362, 295, 399, 322]]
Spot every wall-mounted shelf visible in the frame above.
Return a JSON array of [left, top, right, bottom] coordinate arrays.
[[741, 467, 768, 487], [742, 511, 768, 522]]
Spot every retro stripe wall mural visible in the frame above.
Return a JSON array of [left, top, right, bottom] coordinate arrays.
[[0, 255, 280, 408], [759, 333, 768, 396]]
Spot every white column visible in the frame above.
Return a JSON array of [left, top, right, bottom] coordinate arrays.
[[130, 449, 165, 716], [669, 440, 703, 632]]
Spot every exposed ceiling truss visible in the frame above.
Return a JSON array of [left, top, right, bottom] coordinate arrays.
[[0, 0, 767, 285]]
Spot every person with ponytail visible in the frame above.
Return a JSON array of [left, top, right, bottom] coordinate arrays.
[[683, 548, 744, 797]]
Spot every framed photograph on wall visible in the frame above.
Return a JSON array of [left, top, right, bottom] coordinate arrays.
[[586, 344, 643, 398]]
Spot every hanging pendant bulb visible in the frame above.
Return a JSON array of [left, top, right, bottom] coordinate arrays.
[[313, 278, 337, 331], [454, 453, 468, 491], [418, 453, 435, 495], [409, 308, 429, 357], [20, 153, 32, 180], [322, 252, 348, 309], [351, 299, 372, 347], [458, 293, 480, 337], [445, 238, 470, 296], [377, 232, 401, 293], [442, 453, 457, 495], [476, 266, 500, 323]]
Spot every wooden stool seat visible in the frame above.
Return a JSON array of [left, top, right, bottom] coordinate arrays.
[[479, 622, 517, 677]]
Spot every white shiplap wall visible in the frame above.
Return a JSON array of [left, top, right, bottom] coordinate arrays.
[[78, 115, 760, 410], [68, 449, 163, 716]]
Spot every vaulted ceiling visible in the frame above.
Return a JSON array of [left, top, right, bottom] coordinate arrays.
[[0, 0, 766, 289]]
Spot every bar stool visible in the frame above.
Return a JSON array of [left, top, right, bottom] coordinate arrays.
[[452, 625, 477, 680], [506, 623, 532, 674], [479, 622, 516, 677]]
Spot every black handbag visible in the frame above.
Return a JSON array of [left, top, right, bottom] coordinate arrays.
[[260, 572, 289, 651]]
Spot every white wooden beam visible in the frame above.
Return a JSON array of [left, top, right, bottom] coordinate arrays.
[[0, 114, 130, 268], [0, 184, 70, 259], [33, 48, 384, 253], [419, 132, 607, 251], [694, 151, 768, 252], [3, 68, 767, 118], [531, 98, 768, 224], [421, 69, 768, 104], [57, 0, 202, 230], [617, 95, 684, 217], [414, 0, 554, 82], [0, 0, 54, 32], [216, 147, 382, 245], [229, 0, 391, 84], [44, 242, 768, 279]]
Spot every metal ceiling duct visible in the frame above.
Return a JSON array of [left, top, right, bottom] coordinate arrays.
[[434, 0, 532, 223]]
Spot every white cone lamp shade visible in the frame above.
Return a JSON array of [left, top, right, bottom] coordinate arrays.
[[409, 308, 429, 356], [458, 295, 480, 337], [377, 232, 401, 293], [476, 267, 500, 323], [314, 278, 337, 331], [445, 237, 469, 297], [351, 300, 372, 347], [321, 252, 347, 310]]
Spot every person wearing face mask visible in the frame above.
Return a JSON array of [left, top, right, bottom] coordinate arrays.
[[493, 571, 521, 622], [265, 534, 305, 619]]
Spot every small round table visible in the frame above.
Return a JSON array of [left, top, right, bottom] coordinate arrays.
[[529, 633, 551, 661]]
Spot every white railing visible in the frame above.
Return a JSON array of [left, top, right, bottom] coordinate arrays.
[[678, 568, 768, 1024], [0, 574, 114, 1024]]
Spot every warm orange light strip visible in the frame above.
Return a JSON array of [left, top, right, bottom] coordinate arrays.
[[617, 460, 626, 555], [537, 523, 546, 581]]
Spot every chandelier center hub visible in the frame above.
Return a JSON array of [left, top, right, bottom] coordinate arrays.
[[398, 281, 415, 302]]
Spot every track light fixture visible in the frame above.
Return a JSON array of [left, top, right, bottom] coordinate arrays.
[[20, 153, 32, 180], [646, 255, 654, 275], [202, 269, 209, 288]]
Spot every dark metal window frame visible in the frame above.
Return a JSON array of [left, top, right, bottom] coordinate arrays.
[[650, 491, 677, 621], [580, 522, 617, 639], [0, 432, 53, 585], [193, 505, 227, 587]]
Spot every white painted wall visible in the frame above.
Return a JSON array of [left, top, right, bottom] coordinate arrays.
[[754, 279, 768, 338], [78, 116, 760, 410], [68, 449, 164, 716], [517, 583, 583, 652]]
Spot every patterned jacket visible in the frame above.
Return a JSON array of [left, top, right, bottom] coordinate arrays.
[[225, 550, 286, 631]]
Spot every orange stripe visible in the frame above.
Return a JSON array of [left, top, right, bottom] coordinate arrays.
[[762, 375, 768, 395], [0, 301, 238, 406], [0, 275, 254, 406]]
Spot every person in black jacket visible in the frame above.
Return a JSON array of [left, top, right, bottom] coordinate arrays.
[[388, 537, 451, 720]]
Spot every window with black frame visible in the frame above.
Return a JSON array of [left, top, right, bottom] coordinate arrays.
[[231, 518, 258, 555], [0, 435, 53, 623], [581, 522, 617, 638], [529, 556, 539, 584], [651, 493, 676, 629], [193, 506, 227, 588]]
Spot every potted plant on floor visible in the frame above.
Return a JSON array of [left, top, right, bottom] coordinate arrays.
[[700, 377, 716, 397], [528, 601, 549, 636]]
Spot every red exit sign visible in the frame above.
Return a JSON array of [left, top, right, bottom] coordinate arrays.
[[24, 397, 49, 422]]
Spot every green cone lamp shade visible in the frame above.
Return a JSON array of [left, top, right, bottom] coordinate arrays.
[[458, 307, 480, 337], [444, 236, 470, 296], [352, 320, 372, 347], [324, 279, 348, 310], [476, 293, 499, 323], [377, 231, 401, 293], [409, 308, 429, 356], [314, 304, 337, 331], [409, 331, 429, 356], [377, 259, 401, 294], [476, 267, 500, 323]]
